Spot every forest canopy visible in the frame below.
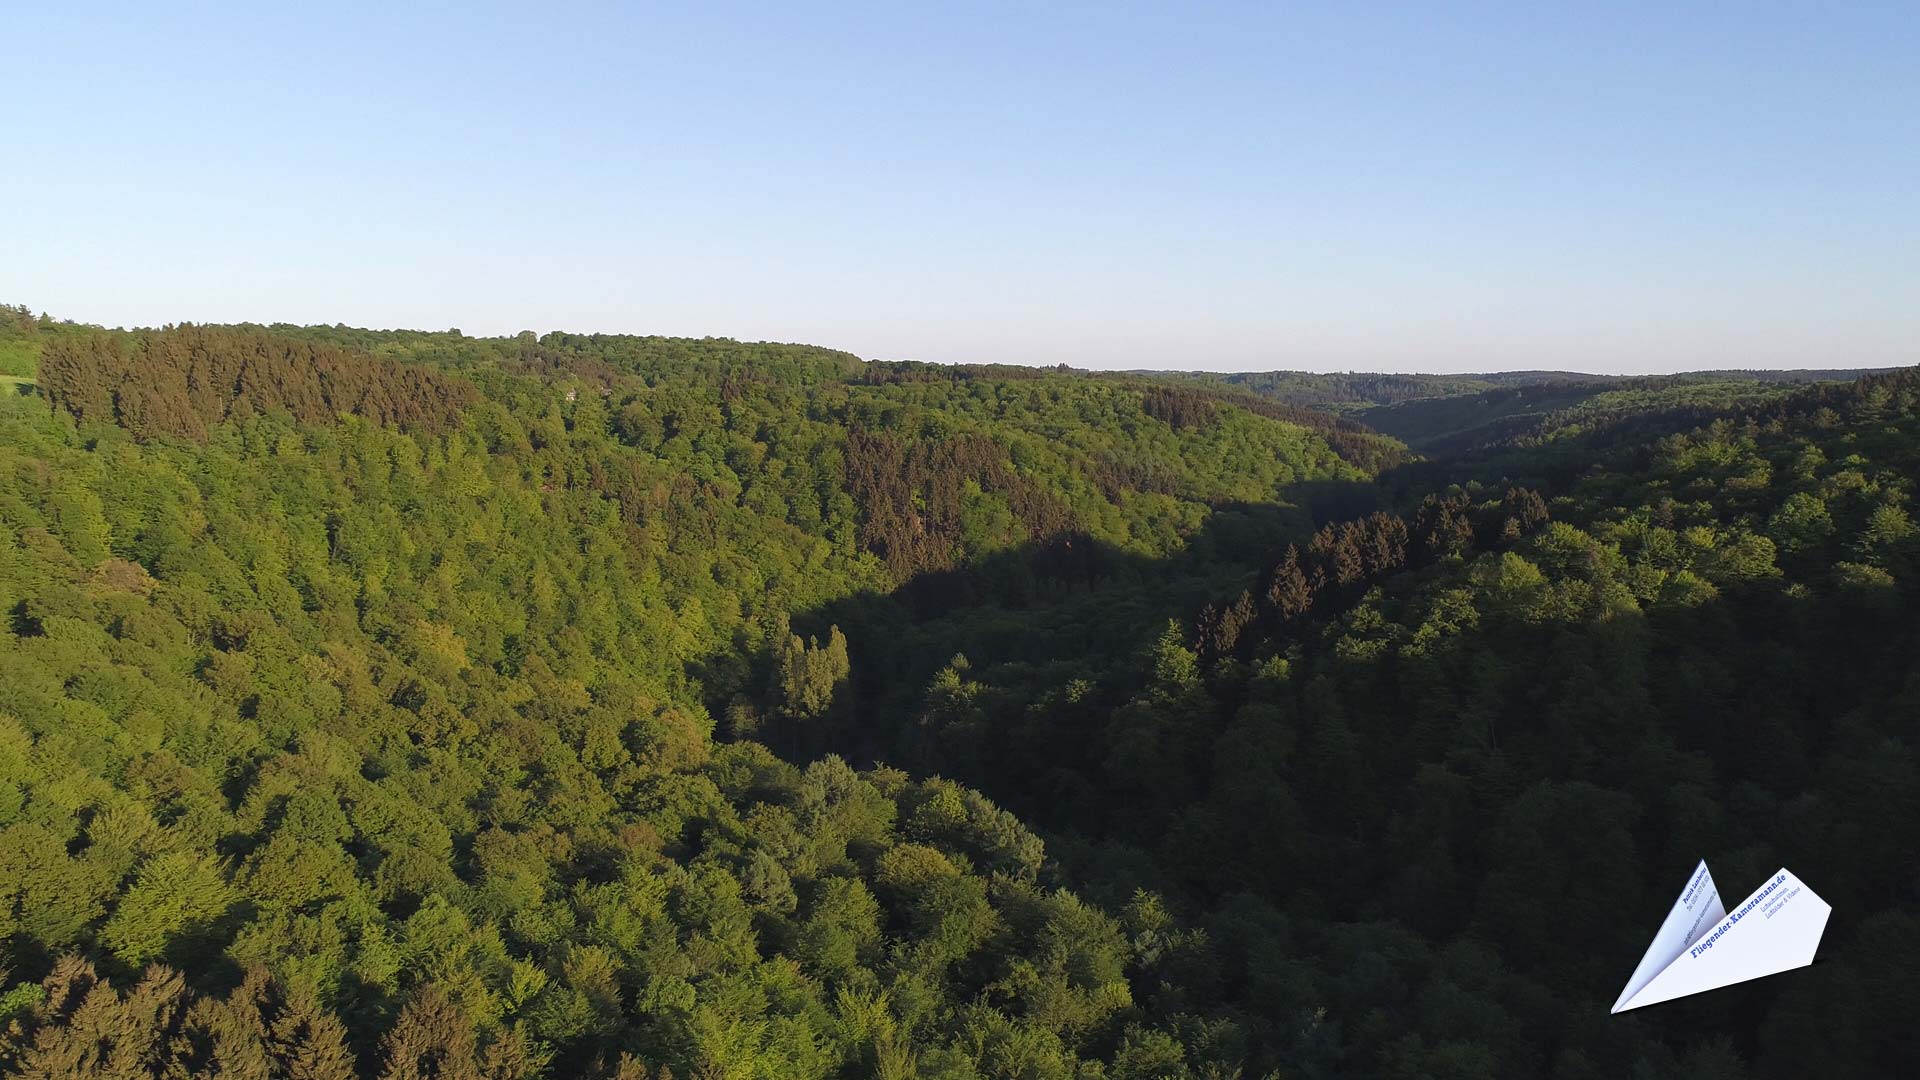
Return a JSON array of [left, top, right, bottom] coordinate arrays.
[[0, 310, 1914, 1078]]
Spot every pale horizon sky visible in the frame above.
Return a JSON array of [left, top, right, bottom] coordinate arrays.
[[5, 3, 1916, 374]]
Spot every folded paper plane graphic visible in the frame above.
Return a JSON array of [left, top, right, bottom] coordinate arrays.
[[1612, 860, 1830, 1013]]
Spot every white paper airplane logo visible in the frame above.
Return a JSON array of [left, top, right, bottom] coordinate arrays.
[[1612, 860, 1830, 1013]]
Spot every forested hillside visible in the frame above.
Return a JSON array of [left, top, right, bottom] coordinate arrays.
[[0, 310, 1915, 1078], [1181, 366, 1884, 455], [0, 314, 1384, 1079], [830, 371, 1920, 1077], [1346, 378, 1801, 455], [1161, 371, 1513, 414]]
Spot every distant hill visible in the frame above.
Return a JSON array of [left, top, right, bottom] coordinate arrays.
[[1144, 369, 1509, 411], [1156, 366, 1899, 453]]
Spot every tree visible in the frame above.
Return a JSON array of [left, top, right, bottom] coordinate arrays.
[[378, 985, 484, 1080], [774, 624, 850, 724], [99, 852, 235, 970], [1266, 546, 1314, 621], [1767, 491, 1834, 555]]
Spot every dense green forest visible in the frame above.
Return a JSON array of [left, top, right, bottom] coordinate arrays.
[[0, 307, 1914, 1078]]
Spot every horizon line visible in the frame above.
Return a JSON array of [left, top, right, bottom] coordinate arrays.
[[8, 302, 1911, 380]]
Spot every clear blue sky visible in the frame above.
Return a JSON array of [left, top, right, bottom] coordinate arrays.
[[5, 2, 1915, 373]]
